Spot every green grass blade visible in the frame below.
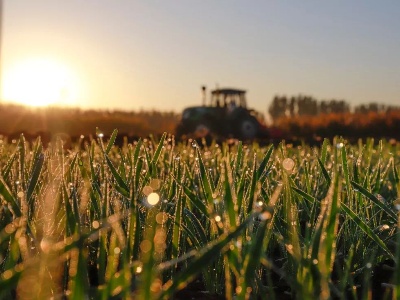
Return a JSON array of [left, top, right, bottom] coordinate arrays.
[[105, 154, 129, 197], [0, 178, 22, 217], [160, 214, 254, 298], [196, 146, 214, 210], [341, 202, 393, 258], [246, 153, 258, 215], [256, 144, 274, 179], [351, 180, 397, 222], [341, 145, 351, 195], [183, 208, 208, 249], [180, 183, 208, 217], [1, 151, 17, 180], [105, 129, 118, 154], [149, 132, 166, 177], [223, 158, 237, 228], [234, 141, 243, 175], [26, 152, 44, 204], [291, 186, 316, 205], [317, 155, 331, 187], [320, 138, 329, 164]]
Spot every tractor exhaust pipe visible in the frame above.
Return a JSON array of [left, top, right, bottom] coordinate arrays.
[[201, 86, 206, 106]]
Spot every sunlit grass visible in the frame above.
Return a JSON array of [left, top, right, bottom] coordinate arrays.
[[0, 132, 399, 299]]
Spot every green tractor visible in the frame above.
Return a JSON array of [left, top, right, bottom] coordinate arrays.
[[176, 86, 269, 140]]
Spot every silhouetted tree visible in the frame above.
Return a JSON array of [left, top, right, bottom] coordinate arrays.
[[297, 95, 318, 116], [268, 96, 288, 121]]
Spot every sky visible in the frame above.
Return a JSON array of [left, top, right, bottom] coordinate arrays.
[[1, 1, 400, 115]]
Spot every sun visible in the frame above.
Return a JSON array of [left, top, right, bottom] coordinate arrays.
[[2, 58, 81, 107]]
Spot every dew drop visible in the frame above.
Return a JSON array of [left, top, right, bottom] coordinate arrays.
[[92, 220, 100, 229], [260, 211, 272, 221], [40, 239, 51, 253], [149, 179, 161, 190], [142, 185, 153, 196], [381, 224, 390, 230], [147, 192, 160, 205], [256, 201, 263, 207], [282, 158, 295, 173], [136, 264, 143, 274], [156, 212, 168, 225]]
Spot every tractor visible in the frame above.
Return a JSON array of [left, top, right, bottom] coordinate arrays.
[[176, 86, 269, 140]]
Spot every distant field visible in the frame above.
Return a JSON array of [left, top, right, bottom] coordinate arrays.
[[0, 131, 399, 299]]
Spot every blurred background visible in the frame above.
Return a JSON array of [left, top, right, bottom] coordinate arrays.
[[0, 0, 399, 142]]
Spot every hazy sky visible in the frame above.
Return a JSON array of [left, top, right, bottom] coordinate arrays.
[[2, 1, 400, 114]]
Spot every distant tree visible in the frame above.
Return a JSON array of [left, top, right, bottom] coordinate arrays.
[[288, 97, 296, 117], [268, 95, 288, 121], [354, 102, 394, 114], [319, 100, 329, 114], [297, 95, 318, 116], [330, 100, 350, 114]]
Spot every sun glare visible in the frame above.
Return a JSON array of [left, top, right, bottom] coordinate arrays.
[[2, 58, 81, 107]]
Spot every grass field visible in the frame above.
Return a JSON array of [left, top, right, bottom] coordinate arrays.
[[0, 131, 399, 299]]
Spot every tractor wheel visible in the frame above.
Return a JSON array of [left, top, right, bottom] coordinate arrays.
[[236, 117, 259, 140]]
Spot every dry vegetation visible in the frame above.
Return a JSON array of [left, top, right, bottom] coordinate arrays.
[[0, 103, 179, 141], [1, 103, 400, 144]]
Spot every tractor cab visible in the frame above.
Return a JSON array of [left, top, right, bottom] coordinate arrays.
[[208, 88, 247, 109]]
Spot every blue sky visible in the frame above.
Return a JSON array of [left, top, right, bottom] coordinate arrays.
[[2, 1, 400, 114]]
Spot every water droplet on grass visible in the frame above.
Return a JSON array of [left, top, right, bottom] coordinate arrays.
[[92, 220, 100, 229], [149, 179, 161, 190], [140, 240, 152, 253], [260, 211, 272, 220], [136, 264, 143, 274], [147, 192, 160, 205], [40, 239, 51, 253], [381, 224, 390, 230], [156, 212, 168, 224], [142, 185, 153, 196], [282, 158, 295, 173], [336, 142, 344, 149]]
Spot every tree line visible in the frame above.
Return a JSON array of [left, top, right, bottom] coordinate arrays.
[[268, 95, 399, 122]]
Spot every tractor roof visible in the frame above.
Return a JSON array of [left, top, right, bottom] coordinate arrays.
[[211, 88, 246, 95]]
